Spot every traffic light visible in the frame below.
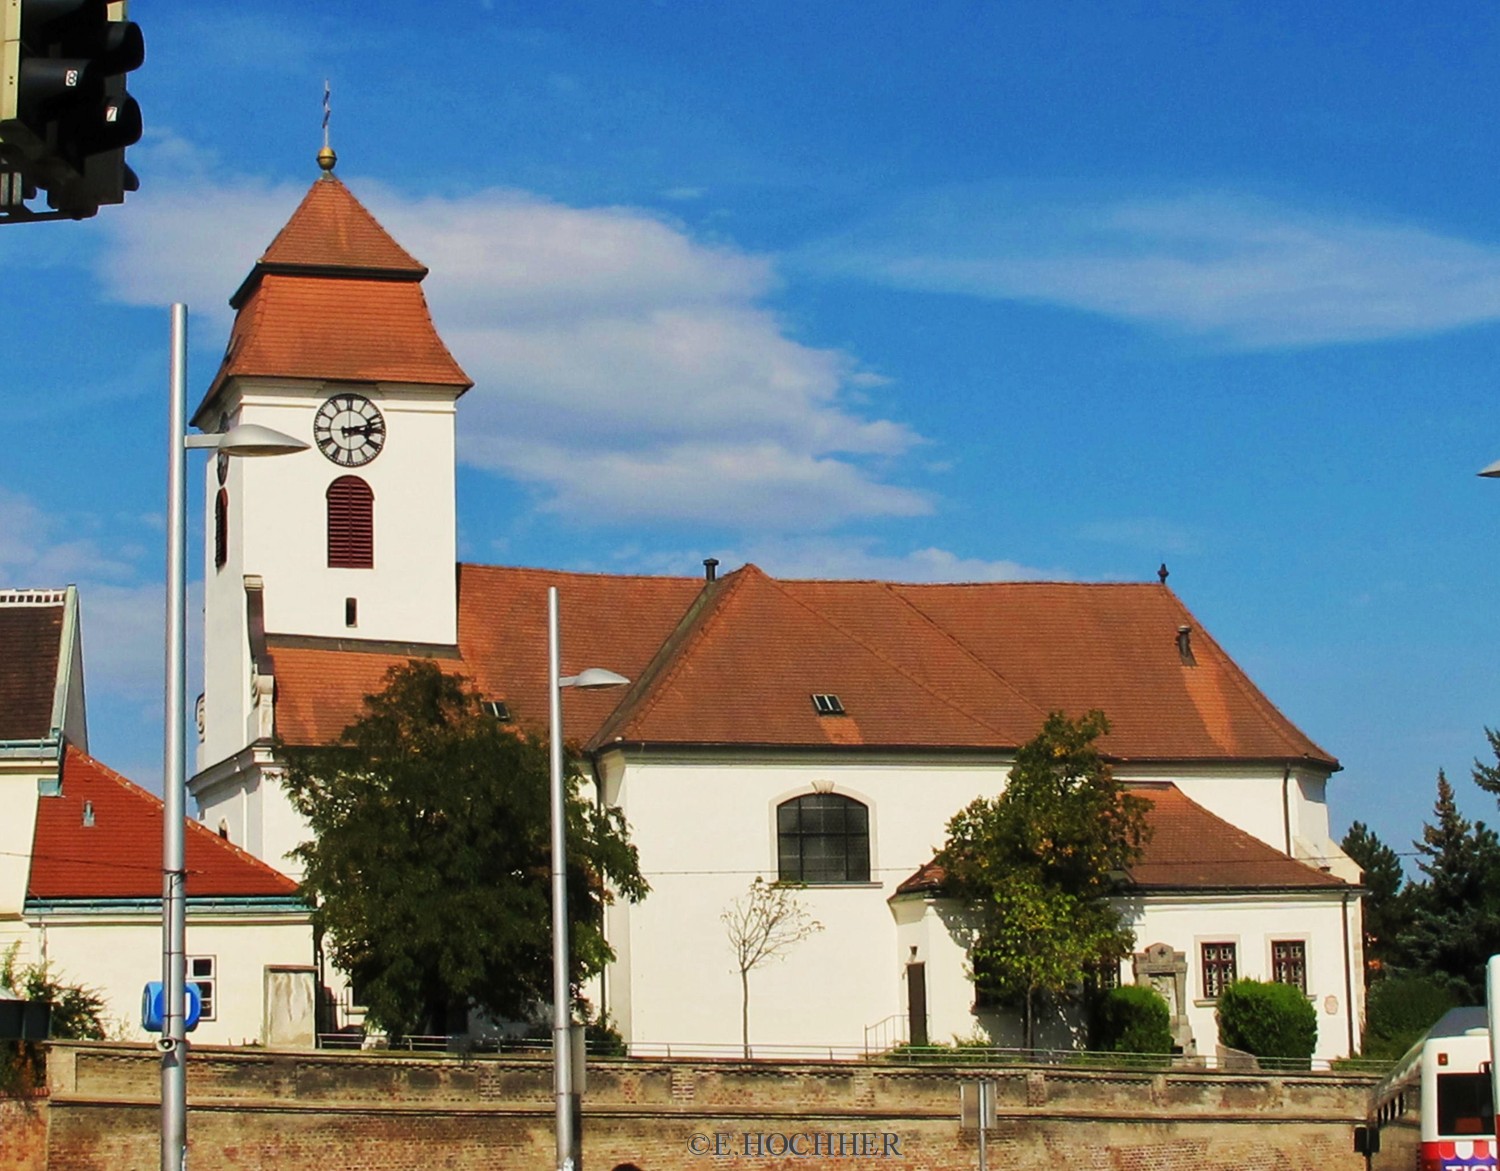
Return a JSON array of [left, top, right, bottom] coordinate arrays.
[[0, 0, 143, 221]]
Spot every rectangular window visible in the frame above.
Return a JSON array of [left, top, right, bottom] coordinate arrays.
[[1272, 940, 1307, 992], [189, 955, 216, 1021], [1201, 942, 1236, 999]]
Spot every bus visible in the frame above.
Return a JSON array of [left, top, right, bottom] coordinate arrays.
[[1360, 1007, 1495, 1171]]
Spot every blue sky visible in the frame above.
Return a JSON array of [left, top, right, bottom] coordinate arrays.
[[4, 1, 1499, 869]]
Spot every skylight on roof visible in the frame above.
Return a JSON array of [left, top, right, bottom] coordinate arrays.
[[811, 693, 846, 716]]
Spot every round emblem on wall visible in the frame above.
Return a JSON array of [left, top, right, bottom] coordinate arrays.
[[313, 393, 386, 467]]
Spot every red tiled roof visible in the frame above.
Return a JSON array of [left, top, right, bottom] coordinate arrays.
[[1125, 784, 1347, 889], [253, 177, 426, 277], [195, 177, 470, 423], [0, 598, 62, 741], [28, 748, 299, 900], [266, 563, 1336, 770], [893, 784, 1348, 896]]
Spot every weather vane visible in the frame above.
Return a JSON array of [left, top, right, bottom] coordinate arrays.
[[317, 79, 337, 174]]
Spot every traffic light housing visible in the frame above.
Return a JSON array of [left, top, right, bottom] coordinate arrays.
[[0, 0, 143, 221]]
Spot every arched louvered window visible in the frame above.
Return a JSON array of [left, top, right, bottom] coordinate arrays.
[[213, 488, 228, 570], [327, 476, 374, 569], [777, 793, 870, 883]]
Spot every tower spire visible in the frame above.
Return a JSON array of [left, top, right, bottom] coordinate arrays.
[[317, 79, 337, 175]]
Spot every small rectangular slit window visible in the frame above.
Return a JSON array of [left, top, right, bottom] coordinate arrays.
[[344, 597, 358, 627], [811, 693, 845, 716]]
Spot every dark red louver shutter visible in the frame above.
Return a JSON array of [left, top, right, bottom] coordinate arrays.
[[327, 476, 374, 569], [213, 489, 228, 569]]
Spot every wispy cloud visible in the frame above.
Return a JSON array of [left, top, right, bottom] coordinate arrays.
[[800, 187, 1500, 349], [605, 536, 1064, 583], [96, 167, 929, 530]]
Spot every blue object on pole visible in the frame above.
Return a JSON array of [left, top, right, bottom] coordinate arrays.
[[141, 981, 202, 1032]]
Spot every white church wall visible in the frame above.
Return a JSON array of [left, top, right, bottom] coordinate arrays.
[[610, 753, 1009, 1054]]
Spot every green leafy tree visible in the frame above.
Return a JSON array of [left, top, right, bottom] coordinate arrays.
[[1340, 821, 1411, 984], [2, 945, 107, 1093], [935, 710, 1151, 1049], [281, 660, 649, 1040], [1394, 770, 1500, 1002]]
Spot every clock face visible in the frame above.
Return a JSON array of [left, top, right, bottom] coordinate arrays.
[[313, 394, 386, 467]]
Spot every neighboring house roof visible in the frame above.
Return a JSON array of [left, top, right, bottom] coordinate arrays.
[[29, 747, 299, 901], [195, 175, 470, 424], [0, 592, 63, 741], [265, 563, 1336, 768], [893, 783, 1349, 897]]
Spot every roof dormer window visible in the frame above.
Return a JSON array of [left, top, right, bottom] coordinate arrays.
[[811, 693, 845, 716]]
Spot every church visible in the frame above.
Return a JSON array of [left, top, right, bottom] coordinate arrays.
[[189, 157, 1365, 1062]]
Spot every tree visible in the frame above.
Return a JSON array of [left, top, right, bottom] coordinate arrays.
[[1471, 726, 1500, 798], [722, 877, 822, 1058], [1216, 979, 1317, 1065], [1340, 821, 1411, 984], [2, 945, 107, 1093], [935, 710, 1151, 1049], [1394, 770, 1500, 1002], [281, 660, 649, 1039]]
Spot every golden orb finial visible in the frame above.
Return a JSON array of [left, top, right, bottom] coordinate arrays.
[[317, 145, 337, 173]]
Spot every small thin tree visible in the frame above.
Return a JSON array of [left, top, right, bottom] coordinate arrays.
[[722, 877, 823, 1058]]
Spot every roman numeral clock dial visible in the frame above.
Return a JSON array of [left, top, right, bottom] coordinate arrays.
[[313, 394, 386, 467]]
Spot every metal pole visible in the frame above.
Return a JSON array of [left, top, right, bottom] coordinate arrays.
[[161, 303, 188, 1171], [549, 586, 576, 1171]]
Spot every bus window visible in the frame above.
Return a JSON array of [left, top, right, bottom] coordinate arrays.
[[1437, 1072, 1495, 1137]]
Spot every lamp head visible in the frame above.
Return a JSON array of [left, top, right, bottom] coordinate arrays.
[[561, 668, 630, 690], [1480, 458, 1500, 479]]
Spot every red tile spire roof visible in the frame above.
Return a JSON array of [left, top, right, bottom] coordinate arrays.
[[264, 562, 1336, 768], [195, 174, 470, 425], [28, 747, 299, 900]]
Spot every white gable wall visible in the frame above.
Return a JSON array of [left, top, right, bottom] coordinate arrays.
[[0, 908, 314, 1045]]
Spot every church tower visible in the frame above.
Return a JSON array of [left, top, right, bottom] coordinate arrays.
[[191, 155, 471, 867]]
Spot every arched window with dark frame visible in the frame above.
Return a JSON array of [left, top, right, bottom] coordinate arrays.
[[777, 793, 870, 883], [327, 476, 374, 569]]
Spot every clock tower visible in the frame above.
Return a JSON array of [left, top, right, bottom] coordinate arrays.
[[191, 157, 471, 866]]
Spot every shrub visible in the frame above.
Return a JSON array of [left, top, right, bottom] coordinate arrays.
[[1092, 984, 1173, 1054], [1216, 979, 1317, 1062], [1361, 975, 1459, 1061]]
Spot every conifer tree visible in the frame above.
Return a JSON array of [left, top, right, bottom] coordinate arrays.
[[1396, 770, 1500, 1002], [1340, 821, 1410, 984]]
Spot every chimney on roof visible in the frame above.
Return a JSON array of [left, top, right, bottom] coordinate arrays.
[[1158, 563, 1169, 585], [703, 558, 719, 582], [1176, 624, 1196, 666]]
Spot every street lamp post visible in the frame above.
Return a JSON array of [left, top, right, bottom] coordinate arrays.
[[161, 303, 306, 1171], [547, 585, 628, 1171]]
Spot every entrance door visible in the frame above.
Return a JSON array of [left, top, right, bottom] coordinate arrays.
[[906, 962, 928, 1047]]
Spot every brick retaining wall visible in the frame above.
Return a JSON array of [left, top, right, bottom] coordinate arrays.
[[0, 1097, 47, 1171], [41, 1042, 1379, 1171]]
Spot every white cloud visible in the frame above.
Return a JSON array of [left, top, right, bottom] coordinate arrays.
[[802, 188, 1500, 349], [0, 486, 167, 711], [96, 169, 926, 530]]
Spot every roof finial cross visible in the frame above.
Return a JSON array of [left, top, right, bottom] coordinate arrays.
[[317, 79, 337, 176]]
